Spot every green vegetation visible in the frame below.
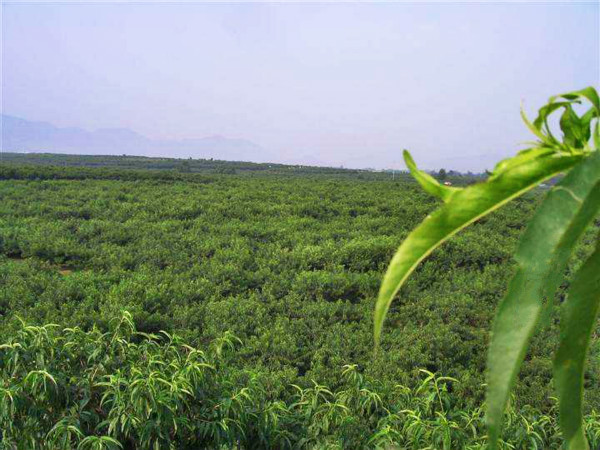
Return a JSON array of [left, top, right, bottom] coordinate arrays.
[[3, 312, 600, 450], [1, 90, 599, 449], [0, 152, 382, 176], [376, 87, 600, 450]]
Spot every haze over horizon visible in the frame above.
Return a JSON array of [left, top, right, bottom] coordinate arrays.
[[2, 2, 598, 171]]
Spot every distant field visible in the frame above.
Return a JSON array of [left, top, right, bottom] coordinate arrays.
[[0, 152, 384, 176]]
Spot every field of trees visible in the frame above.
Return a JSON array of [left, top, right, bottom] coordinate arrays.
[[1, 156, 599, 449]]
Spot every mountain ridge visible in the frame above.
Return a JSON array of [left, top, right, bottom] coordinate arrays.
[[1, 114, 274, 163]]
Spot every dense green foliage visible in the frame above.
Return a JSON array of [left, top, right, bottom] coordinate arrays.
[[0, 152, 385, 177], [375, 87, 600, 449], [0, 143, 598, 447], [3, 313, 600, 450]]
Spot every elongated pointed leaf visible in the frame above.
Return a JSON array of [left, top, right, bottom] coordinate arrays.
[[556, 87, 600, 115], [492, 147, 555, 175], [554, 229, 600, 450], [534, 101, 574, 145], [403, 150, 459, 202], [374, 151, 583, 345], [521, 107, 550, 144], [486, 150, 600, 449]]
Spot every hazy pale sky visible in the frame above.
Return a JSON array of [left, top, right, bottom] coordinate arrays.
[[2, 1, 599, 170]]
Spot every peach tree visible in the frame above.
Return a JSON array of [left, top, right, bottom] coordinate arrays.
[[375, 87, 600, 450]]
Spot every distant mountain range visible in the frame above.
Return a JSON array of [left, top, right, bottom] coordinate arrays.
[[1, 114, 275, 163]]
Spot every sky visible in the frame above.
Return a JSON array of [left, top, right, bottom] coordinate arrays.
[[2, 1, 599, 171]]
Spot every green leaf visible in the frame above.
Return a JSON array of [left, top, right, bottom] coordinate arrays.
[[554, 230, 600, 450], [525, 87, 599, 151], [486, 150, 600, 449], [520, 107, 550, 144], [556, 87, 600, 115], [374, 151, 583, 345], [403, 150, 459, 202], [560, 104, 586, 148], [533, 101, 574, 145], [492, 147, 555, 176]]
